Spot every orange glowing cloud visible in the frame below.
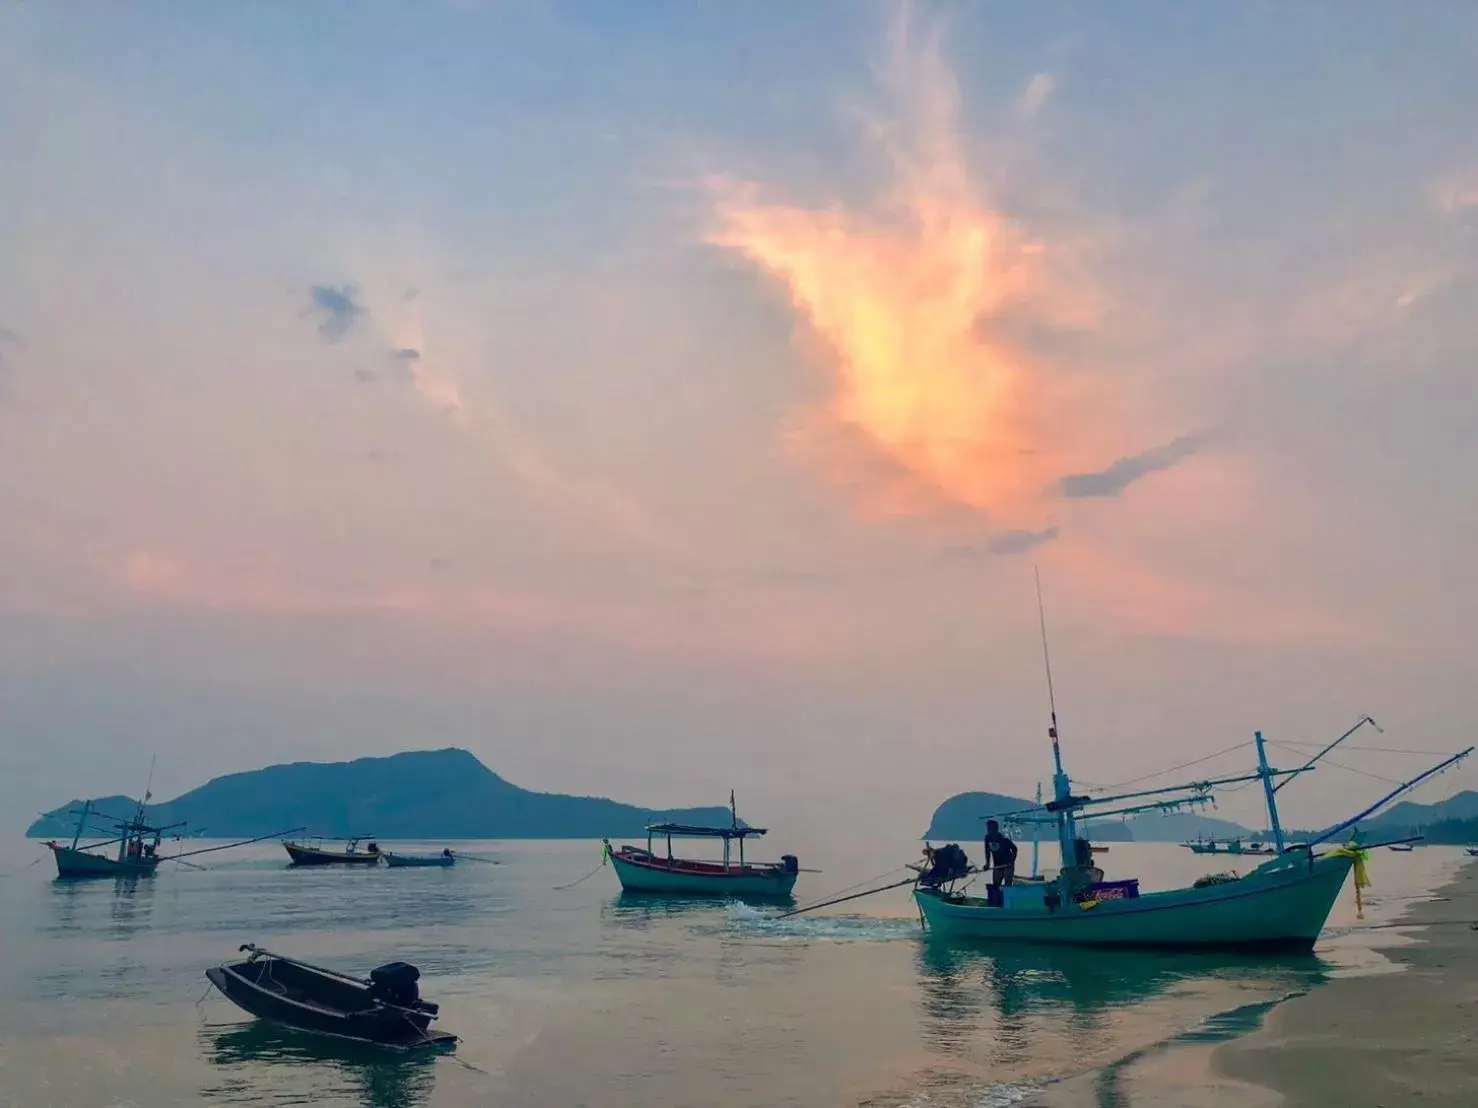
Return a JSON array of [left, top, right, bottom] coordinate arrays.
[[708, 17, 1113, 528]]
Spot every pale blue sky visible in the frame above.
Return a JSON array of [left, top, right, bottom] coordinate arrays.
[[2, 2, 1475, 834]]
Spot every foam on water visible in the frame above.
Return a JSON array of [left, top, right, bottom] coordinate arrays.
[[720, 899, 921, 942]]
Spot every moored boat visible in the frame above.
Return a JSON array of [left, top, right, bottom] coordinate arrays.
[[283, 837, 383, 866], [913, 582, 1473, 952], [607, 793, 799, 899], [205, 943, 456, 1051], [44, 800, 182, 880], [383, 849, 456, 868]]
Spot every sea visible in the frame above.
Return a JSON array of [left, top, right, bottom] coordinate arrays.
[[0, 836, 1463, 1108]]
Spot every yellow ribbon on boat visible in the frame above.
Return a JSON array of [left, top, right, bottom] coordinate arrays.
[[1328, 842, 1371, 920], [601, 840, 612, 865]]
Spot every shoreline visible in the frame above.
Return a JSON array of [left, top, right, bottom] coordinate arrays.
[[1213, 857, 1478, 1107]]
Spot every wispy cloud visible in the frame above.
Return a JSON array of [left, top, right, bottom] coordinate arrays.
[[1059, 435, 1203, 499], [1016, 72, 1055, 118], [708, 13, 1109, 528], [308, 284, 364, 342]]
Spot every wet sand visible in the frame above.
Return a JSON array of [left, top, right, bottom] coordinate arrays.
[[1027, 857, 1478, 1108], [1215, 859, 1478, 1107]]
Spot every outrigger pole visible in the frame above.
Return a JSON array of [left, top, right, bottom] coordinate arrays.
[[1305, 747, 1473, 849], [164, 826, 307, 863]]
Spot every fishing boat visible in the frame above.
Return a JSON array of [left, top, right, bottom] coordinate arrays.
[[383, 849, 456, 868], [44, 800, 183, 879], [606, 793, 799, 899], [1466, 847, 1478, 857], [283, 837, 383, 866], [205, 943, 456, 1051], [1388, 843, 1416, 853], [1181, 837, 1277, 856], [913, 580, 1473, 952]]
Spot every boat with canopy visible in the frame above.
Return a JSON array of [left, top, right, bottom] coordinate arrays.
[[283, 837, 384, 866], [606, 792, 799, 898], [912, 576, 1473, 951]]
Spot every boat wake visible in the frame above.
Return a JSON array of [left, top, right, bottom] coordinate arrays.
[[721, 901, 919, 943]]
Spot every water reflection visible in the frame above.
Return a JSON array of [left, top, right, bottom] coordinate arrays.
[[915, 938, 1329, 1062], [44, 875, 158, 938], [602, 891, 733, 928], [199, 1020, 439, 1108]]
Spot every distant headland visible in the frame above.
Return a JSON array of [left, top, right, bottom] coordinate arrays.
[[26, 748, 739, 840]]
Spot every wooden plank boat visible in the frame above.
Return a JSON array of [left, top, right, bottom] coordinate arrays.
[[205, 944, 457, 1051], [606, 793, 798, 899], [283, 838, 383, 866], [383, 849, 456, 868]]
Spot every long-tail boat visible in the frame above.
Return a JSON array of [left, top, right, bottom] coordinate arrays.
[[283, 837, 383, 866], [914, 579, 1473, 952], [606, 793, 799, 899]]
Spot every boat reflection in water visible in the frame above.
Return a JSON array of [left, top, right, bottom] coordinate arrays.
[[199, 1020, 438, 1108], [913, 937, 1328, 1070]]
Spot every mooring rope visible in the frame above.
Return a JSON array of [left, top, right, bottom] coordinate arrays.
[[552, 842, 612, 891]]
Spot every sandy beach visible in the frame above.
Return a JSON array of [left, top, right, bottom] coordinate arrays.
[[1215, 859, 1478, 1107]]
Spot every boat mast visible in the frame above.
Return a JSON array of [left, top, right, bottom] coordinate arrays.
[[70, 800, 91, 851], [1034, 568, 1076, 872], [1031, 782, 1042, 878], [1254, 731, 1286, 853]]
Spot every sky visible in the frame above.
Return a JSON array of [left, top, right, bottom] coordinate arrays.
[[2, 1, 1476, 838]]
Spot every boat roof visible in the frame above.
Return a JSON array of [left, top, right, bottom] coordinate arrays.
[[645, 822, 768, 839]]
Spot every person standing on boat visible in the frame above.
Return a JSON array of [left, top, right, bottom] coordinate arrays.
[[983, 820, 1018, 886]]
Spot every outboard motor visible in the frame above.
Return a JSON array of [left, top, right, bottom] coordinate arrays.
[[919, 843, 970, 887], [781, 854, 800, 875], [369, 961, 422, 1009]]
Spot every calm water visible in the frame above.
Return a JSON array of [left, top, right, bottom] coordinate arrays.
[[0, 837, 1462, 1108]]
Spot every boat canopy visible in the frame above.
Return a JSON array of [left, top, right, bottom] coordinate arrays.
[[645, 822, 767, 839]]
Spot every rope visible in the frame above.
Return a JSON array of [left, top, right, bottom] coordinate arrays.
[[1268, 740, 1403, 785], [552, 842, 611, 891], [0, 857, 43, 878]]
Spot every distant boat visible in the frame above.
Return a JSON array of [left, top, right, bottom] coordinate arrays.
[[1182, 837, 1277, 856], [606, 792, 798, 899], [1466, 847, 1478, 857], [206, 943, 456, 1051], [283, 837, 383, 866], [383, 849, 456, 868], [44, 800, 182, 879], [1388, 843, 1415, 852]]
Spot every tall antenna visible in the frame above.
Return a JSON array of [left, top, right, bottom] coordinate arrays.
[[135, 753, 158, 825], [1034, 566, 1063, 776]]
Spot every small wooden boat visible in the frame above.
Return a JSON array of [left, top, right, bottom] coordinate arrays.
[[1466, 847, 1478, 857], [283, 837, 383, 866], [607, 793, 798, 899], [205, 943, 457, 1051], [1388, 843, 1415, 852], [1181, 837, 1277, 856], [383, 849, 456, 868]]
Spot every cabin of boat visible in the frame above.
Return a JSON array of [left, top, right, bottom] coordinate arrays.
[[206, 943, 456, 1050], [608, 800, 798, 899], [44, 801, 184, 880], [283, 837, 383, 866]]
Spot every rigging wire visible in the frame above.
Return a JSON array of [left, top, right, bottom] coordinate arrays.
[[1086, 740, 1254, 795], [1276, 741, 1457, 757], [1267, 740, 1404, 786]]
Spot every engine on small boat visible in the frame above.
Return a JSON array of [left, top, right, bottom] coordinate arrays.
[[368, 961, 436, 1013], [781, 854, 799, 874]]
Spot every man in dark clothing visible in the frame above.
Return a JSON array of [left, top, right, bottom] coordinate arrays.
[[983, 820, 1018, 887]]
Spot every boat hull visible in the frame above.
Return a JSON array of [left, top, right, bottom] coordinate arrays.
[[283, 843, 382, 867], [916, 853, 1354, 952], [609, 850, 797, 899], [383, 853, 455, 868], [205, 957, 454, 1051], [47, 843, 160, 880]]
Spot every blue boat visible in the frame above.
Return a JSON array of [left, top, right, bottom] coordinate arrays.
[[606, 793, 799, 899]]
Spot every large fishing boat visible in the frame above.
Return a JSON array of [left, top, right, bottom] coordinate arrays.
[[914, 582, 1472, 952], [606, 793, 799, 899], [1181, 837, 1278, 856]]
